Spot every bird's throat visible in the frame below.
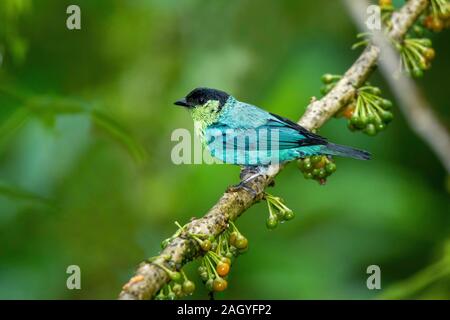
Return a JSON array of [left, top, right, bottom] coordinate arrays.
[[191, 101, 221, 140]]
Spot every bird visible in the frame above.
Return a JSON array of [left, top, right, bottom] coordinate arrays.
[[174, 87, 370, 190]]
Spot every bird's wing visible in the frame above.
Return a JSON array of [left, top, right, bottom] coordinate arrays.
[[208, 102, 327, 150]]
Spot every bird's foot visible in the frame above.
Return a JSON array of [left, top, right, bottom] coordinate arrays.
[[226, 181, 257, 197]]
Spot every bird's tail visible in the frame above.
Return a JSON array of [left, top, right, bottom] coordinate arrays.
[[322, 143, 371, 160]]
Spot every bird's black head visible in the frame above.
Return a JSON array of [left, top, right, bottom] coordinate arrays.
[[174, 88, 230, 109]]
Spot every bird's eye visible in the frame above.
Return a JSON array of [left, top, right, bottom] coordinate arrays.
[[198, 98, 205, 104]]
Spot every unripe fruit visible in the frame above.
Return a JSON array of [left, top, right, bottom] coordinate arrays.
[[213, 278, 228, 292], [325, 162, 337, 174], [412, 68, 423, 78], [198, 266, 206, 274], [424, 48, 435, 61], [229, 232, 238, 246], [311, 155, 321, 164], [205, 279, 214, 291], [380, 99, 392, 109], [182, 280, 196, 295], [303, 162, 312, 171], [376, 123, 385, 131], [172, 283, 182, 296], [321, 73, 333, 84], [167, 292, 176, 300], [168, 271, 181, 282], [201, 239, 212, 252], [364, 124, 377, 136], [284, 211, 295, 221], [303, 172, 313, 179], [381, 111, 393, 123], [234, 235, 248, 250], [266, 216, 278, 229], [318, 169, 327, 179]]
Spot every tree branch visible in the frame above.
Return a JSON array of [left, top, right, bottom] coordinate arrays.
[[118, 0, 429, 300], [345, 0, 450, 174]]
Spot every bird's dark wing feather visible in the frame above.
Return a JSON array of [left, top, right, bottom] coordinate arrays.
[[210, 101, 328, 150], [268, 112, 327, 145], [206, 114, 327, 151]]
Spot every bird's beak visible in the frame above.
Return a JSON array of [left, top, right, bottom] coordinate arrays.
[[174, 98, 190, 108]]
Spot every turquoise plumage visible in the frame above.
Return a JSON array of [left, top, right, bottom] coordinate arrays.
[[175, 88, 370, 167]]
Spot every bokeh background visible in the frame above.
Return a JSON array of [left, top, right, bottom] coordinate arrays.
[[0, 0, 449, 299]]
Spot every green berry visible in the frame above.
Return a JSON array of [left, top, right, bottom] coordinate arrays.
[[381, 111, 393, 123], [172, 283, 182, 295], [230, 246, 239, 256], [303, 162, 313, 171], [380, 99, 392, 109], [229, 232, 238, 246], [266, 216, 278, 229], [169, 271, 182, 282], [155, 290, 166, 300], [205, 279, 214, 291], [321, 74, 335, 84], [311, 155, 321, 164], [376, 123, 385, 131], [182, 280, 196, 295], [367, 112, 376, 124], [351, 115, 364, 129], [364, 124, 377, 136], [167, 292, 176, 300], [318, 168, 327, 178], [198, 266, 206, 274], [284, 211, 295, 221], [201, 240, 212, 252], [235, 235, 248, 250], [360, 115, 369, 125], [325, 162, 337, 174], [303, 172, 313, 179], [412, 68, 423, 78], [200, 272, 208, 281]]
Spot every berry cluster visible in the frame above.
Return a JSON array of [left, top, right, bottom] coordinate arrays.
[[155, 220, 248, 299], [198, 221, 247, 294], [151, 256, 196, 300], [395, 38, 435, 78], [298, 156, 337, 184], [423, 0, 450, 32], [321, 75, 393, 136], [265, 193, 295, 229]]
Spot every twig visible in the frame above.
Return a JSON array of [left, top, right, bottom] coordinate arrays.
[[345, 0, 450, 173], [118, 0, 429, 300]]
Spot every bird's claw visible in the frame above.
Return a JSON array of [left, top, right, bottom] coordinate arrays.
[[226, 182, 257, 197]]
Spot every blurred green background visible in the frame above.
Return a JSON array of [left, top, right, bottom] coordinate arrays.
[[0, 0, 449, 299]]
